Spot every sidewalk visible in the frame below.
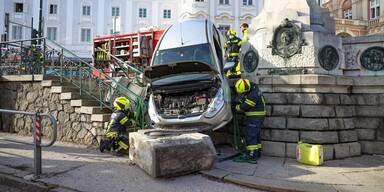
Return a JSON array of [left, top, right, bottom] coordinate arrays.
[[202, 148, 384, 192]]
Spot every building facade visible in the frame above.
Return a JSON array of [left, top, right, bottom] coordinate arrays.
[[323, 0, 384, 36], [0, 0, 263, 57]]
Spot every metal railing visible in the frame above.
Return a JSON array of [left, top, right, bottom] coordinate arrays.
[[0, 109, 57, 179]]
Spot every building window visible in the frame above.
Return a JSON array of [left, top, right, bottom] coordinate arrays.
[[82, 5, 91, 16], [218, 25, 230, 36], [49, 4, 58, 15], [370, 0, 380, 19], [219, 0, 229, 5], [139, 8, 147, 18], [195, 0, 204, 2], [243, 0, 253, 6], [342, 0, 352, 19], [112, 7, 120, 17], [163, 9, 171, 19], [15, 3, 24, 13], [47, 27, 57, 41], [81, 28, 91, 42], [12, 25, 23, 40]]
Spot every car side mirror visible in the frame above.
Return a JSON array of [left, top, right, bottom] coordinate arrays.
[[224, 61, 236, 71]]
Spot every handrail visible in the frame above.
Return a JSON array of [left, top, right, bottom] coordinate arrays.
[[96, 47, 143, 74], [0, 108, 57, 178]]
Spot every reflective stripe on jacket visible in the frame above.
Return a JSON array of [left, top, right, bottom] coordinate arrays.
[[107, 110, 134, 133], [225, 36, 242, 56]]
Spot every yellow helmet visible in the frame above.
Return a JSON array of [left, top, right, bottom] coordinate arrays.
[[235, 79, 251, 94], [227, 28, 236, 36], [113, 96, 130, 110]]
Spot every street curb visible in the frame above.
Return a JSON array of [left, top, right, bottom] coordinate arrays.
[[200, 169, 337, 192], [0, 173, 50, 192]]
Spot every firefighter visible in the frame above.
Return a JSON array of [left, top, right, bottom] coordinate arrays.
[[240, 23, 249, 44], [225, 28, 242, 79], [99, 96, 135, 156], [233, 79, 266, 164]]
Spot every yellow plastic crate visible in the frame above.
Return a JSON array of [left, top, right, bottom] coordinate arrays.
[[296, 142, 324, 166]]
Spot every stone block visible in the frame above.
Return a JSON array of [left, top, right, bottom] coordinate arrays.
[[300, 131, 338, 144], [340, 95, 354, 105], [261, 129, 271, 140], [354, 118, 383, 129], [300, 75, 336, 85], [129, 131, 216, 177], [324, 94, 340, 105], [356, 129, 376, 140], [286, 93, 323, 104], [261, 141, 286, 157], [271, 130, 299, 142], [286, 143, 297, 158], [266, 105, 272, 116], [287, 118, 328, 130], [323, 145, 334, 160], [377, 126, 384, 141], [334, 142, 361, 158], [336, 76, 353, 86], [263, 93, 287, 104], [352, 95, 379, 105], [272, 105, 300, 116], [335, 106, 356, 117], [355, 106, 384, 117], [328, 119, 345, 130], [263, 117, 286, 129], [360, 141, 384, 154], [338, 130, 358, 142], [379, 94, 384, 105], [301, 106, 335, 118]]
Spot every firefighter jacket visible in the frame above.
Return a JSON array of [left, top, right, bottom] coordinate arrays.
[[225, 36, 242, 57], [107, 109, 135, 133], [236, 83, 266, 117], [226, 61, 241, 79]]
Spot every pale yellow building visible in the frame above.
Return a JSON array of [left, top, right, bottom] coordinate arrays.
[[323, 0, 384, 36]]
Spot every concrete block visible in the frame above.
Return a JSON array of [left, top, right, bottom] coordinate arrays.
[[343, 118, 355, 129], [301, 105, 335, 118], [338, 130, 358, 143], [328, 119, 345, 130], [356, 106, 384, 117], [263, 117, 286, 129], [356, 129, 376, 140], [286, 143, 297, 158], [349, 142, 362, 157], [300, 131, 338, 144], [323, 145, 334, 160], [360, 141, 384, 154], [340, 95, 354, 105], [286, 93, 324, 104], [261, 141, 286, 157], [324, 94, 340, 105], [287, 118, 328, 130], [352, 95, 379, 105], [354, 118, 383, 129], [334, 143, 350, 159], [272, 105, 300, 116], [263, 93, 287, 104], [261, 129, 271, 140], [129, 131, 216, 177], [271, 130, 299, 142], [335, 106, 356, 117]]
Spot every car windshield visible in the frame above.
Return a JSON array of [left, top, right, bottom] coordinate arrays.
[[152, 73, 213, 86], [152, 44, 215, 67]]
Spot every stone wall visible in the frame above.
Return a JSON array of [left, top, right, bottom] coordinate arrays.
[[246, 75, 384, 159], [0, 79, 102, 145]]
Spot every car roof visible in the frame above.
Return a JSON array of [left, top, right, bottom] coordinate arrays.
[[157, 19, 210, 51]]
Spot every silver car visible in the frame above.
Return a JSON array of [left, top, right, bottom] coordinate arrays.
[[144, 19, 233, 131]]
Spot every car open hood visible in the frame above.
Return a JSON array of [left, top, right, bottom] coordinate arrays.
[[144, 61, 218, 82]]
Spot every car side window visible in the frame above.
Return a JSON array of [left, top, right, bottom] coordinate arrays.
[[212, 25, 224, 70]]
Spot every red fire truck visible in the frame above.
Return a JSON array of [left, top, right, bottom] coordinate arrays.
[[92, 29, 164, 77]]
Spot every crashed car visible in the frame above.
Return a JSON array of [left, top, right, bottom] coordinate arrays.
[[144, 19, 233, 131]]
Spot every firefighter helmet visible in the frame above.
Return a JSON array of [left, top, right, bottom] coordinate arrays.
[[113, 97, 130, 111], [227, 28, 237, 37]]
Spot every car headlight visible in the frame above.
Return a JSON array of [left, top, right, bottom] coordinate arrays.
[[205, 88, 225, 118]]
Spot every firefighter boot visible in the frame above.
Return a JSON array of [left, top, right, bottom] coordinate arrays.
[[233, 150, 258, 164], [99, 138, 112, 152]]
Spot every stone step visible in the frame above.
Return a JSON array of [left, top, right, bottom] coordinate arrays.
[[91, 114, 111, 122], [41, 80, 72, 87], [60, 92, 81, 100], [71, 99, 100, 107], [80, 106, 111, 114], [51, 86, 78, 93]]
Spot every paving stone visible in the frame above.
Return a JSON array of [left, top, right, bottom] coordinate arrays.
[[272, 105, 300, 116], [214, 160, 257, 176], [335, 106, 356, 117], [263, 117, 286, 129], [261, 141, 286, 157], [271, 130, 299, 142], [287, 118, 328, 130], [300, 131, 339, 144], [301, 105, 335, 117], [286, 93, 324, 104], [200, 168, 231, 179], [338, 130, 358, 142], [356, 129, 376, 140], [263, 93, 287, 104]]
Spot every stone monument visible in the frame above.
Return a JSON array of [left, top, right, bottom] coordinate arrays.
[[244, 0, 343, 75]]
